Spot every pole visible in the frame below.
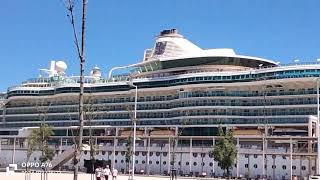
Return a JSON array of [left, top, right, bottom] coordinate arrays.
[[12, 137, 16, 164], [132, 85, 138, 180], [290, 138, 293, 179], [262, 137, 265, 179], [317, 78, 320, 174]]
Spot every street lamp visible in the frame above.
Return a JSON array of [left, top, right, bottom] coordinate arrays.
[[127, 80, 137, 180]]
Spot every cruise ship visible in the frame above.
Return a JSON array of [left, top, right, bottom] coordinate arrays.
[[0, 29, 319, 179]]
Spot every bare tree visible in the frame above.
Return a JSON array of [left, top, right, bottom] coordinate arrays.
[[63, 1, 87, 179]]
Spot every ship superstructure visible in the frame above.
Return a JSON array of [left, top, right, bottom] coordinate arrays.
[[0, 29, 319, 179]]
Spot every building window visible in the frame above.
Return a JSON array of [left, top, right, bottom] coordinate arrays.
[[209, 153, 213, 158], [209, 162, 213, 167], [282, 165, 286, 170], [102, 151, 106, 155], [218, 163, 221, 167], [115, 160, 117, 163], [201, 153, 206, 157], [254, 164, 258, 168], [121, 151, 125, 156], [163, 161, 166, 165], [293, 166, 296, 170], [235, 164, 237, 167], [201, 162, 205, 166], [108, 152, 112, 155], [156, 152, 160, 156], [135, 160, 138, 164], [156, 161, 159, 165], [149, 161, 152, 164], [115, 151, 118, 155], [84, 151, 87, 155], [272, 165, 276, 169], [193, 162, 197, 166], [302, 166, 306, 170], [186, 162, 189, 165], [312, 166, 316, 171], [245, 154, 249, 158], [142, 152, 147, 156], [121, 160, 124, 163], [178, 161, 181, 166], [135, 152, 139, 156], [254, 154, 258, 158], [142, 160, 145, 164], [272, 155, 276, 159], [149, 152, 153, 156], [245, 164, 248, 168], [163, 152, 167, 157]]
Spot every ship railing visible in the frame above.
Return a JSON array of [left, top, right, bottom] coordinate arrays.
[[7, 62, 320, 91]]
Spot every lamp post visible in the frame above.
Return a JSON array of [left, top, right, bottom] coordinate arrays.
[[127, 81, 137, 180], [316, 78, 320, 175]]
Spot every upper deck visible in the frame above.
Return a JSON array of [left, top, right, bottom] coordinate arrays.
[[6, 29, 320, 98]]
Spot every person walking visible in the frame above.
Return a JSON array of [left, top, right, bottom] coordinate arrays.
[[112, 168, 118, 180], [95, 166, 102, 180], [103, 165, 111, 180]]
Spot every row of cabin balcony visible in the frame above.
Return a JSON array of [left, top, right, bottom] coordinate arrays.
[[4, 98, 320, 115], [5, 88, 320, 108], [2, 106, 318, 121]]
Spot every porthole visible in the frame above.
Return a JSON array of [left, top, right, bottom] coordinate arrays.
[[193, 153, 198, 158]]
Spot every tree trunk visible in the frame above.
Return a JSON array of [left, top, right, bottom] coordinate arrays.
[[73, 0, 87, 180]]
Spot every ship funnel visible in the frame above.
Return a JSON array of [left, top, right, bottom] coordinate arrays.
[[143, 29, 202, 61]]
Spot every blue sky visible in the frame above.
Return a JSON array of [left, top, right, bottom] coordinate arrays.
[[1, 0, 320, 91]]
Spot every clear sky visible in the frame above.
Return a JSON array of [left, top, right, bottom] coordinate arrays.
[[1, 0, 320, 92]]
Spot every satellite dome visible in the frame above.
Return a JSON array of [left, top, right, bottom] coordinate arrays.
[[90, 65, 101, 78], [55, 61, 67, 73]]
